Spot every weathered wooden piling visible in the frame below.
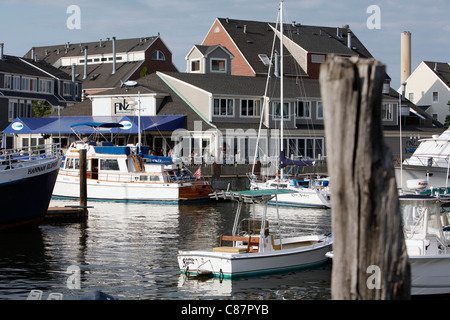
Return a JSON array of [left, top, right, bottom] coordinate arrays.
[[319, 56, 410, 299]]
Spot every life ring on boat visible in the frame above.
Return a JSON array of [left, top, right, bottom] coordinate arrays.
[[135, 176, 139, 181]]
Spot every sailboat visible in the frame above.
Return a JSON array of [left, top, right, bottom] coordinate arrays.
[[248, 3, 331, 209], [177, 2, 333, 280]]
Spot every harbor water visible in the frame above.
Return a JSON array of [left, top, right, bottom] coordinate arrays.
[[0, 199, 332, 300]]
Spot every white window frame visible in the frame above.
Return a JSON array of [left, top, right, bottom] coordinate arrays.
[[240, 99, 261, 117], [8, 99, 18, 121], [381, 103, 396, 121], [63, 82, 72, 96], [190, 59, 201, 73], [151, 50, 166, 61], [4, 74, 12, 89], [213, 98, 234, 117], [39, 79, 52, 94], [13, 76, 20, 90], [316, 101, 323, 119], [296, 100, 310, 119], [272, 101, 290, 120], [432, 91, 439, 103], [210, 58, 227, 73]]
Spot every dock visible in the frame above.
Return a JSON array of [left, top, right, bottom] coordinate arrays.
[[45, 206, 88, 221]]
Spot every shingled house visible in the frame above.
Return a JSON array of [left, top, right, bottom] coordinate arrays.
[[24, 35, 178, 97], [0, 43, 81, 138]]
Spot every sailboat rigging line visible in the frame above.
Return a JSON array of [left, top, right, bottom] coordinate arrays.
[[251, 10, 280, 177]]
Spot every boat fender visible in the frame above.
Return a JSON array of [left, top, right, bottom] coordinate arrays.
[[218, 269, 224, 282]]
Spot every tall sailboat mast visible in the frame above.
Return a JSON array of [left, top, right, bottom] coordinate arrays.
[[279, 1, 284, 180]]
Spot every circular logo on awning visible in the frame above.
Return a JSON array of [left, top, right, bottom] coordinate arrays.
[[11, 122, 24, 131], [119, 121, 133, 130]]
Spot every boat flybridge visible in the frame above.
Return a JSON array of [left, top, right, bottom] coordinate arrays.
[[53, 139, 213, 203]]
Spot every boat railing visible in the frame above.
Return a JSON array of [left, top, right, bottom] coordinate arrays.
[[60, 169, 199, 184], [0, 143, 61, 168], [403, 155, 450, 168]]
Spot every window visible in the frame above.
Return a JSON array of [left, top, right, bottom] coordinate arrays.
[[21, 78, 30, 91], [432, 91, 439, 103], [381, 103, 396, 121], [211, 59, 226, 72], [213, 98, 234, 116], [408, 92, 414, 103], [13, 76, 20, 90], [289, 138, 324, 159], [151, 50, 166, 61], [8, 100, 17, 121], [258, 54, 271, 66], [30, 78, 37, 92], [273, 102, 289, 119], [100, 159, 120, 171], [39, 79, 52, 93], [241, 99, 261, 117], [63, 82, 72, 96], [191, 60, 200, 72], [4, 75, 12, 89], [296, 100, 310, 118], [317, 101, 323, 119]]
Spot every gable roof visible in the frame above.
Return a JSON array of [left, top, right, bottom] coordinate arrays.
[[214, 18, 372, 77], [423, 61, 450, 89], [188, 45, 234, 59], [0, 55, 68, 79], [158, 71, 321, 99]]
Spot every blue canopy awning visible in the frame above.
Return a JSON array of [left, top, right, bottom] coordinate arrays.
[[3, 115, 186, 134]]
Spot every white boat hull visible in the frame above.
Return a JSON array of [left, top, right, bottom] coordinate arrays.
[[409, 255, 450, 295], [54, 174, 211, 203], [268, 188, 330, 208], [178, 236, 332, 279]]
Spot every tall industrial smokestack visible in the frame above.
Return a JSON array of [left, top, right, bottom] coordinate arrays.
[[401, 31, 411, 83], [112, 37, 116, 75]]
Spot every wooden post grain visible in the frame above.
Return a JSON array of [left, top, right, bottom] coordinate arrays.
[[319, 56, 410, 299]]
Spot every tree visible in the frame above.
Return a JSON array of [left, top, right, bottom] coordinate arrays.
[[32, 100, 52, 117], [140, 66, 150, 78]]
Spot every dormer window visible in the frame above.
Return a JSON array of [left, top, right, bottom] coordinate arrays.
[[211, 58, 226, 72], [152, 50, 166, 61], [191, 59, 200, 72]]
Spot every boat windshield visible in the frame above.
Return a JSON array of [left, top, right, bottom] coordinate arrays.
[[401, 199, 444, 242]]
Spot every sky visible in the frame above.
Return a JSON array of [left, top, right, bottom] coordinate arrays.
[[1, 0, 449, 89]]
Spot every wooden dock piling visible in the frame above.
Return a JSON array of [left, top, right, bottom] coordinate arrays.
[[319, 56, 410, 299]]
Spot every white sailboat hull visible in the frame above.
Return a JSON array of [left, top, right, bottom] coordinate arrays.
[[251, 181, 330, 208], [268, 188, 330, 208], [178, 236, 332, 279]]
